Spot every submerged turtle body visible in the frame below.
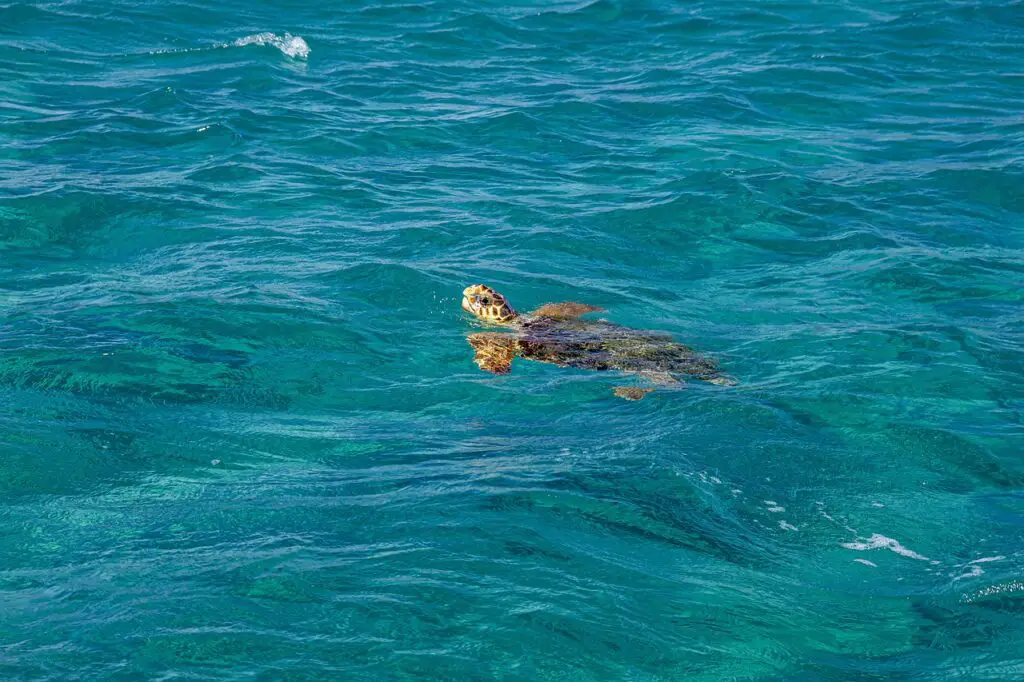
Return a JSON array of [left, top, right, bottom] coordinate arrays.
[[461, 284, 734, 399]]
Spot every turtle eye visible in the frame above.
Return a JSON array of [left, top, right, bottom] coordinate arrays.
[[479, 297, 491, 306]]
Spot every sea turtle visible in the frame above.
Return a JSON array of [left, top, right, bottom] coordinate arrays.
[[461, 284, 735, 400]]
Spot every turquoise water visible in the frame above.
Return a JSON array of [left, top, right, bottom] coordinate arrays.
[[2, 0, 1023, 678]]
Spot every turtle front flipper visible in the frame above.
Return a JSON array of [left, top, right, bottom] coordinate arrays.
[[530, 302, 605, 319], [467, 332, 518, 375]]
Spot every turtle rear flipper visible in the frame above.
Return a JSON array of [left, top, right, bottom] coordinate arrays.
[[640, 371, 682, 387], [530, 302, 604, 319], [613, 386, 654, 401]]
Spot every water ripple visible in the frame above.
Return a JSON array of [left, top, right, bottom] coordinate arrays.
[[2, 0, 1023, 679]]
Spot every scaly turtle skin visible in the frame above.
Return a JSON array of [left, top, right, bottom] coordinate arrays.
[[461, 284, 735, 400]]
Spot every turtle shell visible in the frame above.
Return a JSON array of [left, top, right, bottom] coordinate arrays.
[[515, 316, 724, 381]]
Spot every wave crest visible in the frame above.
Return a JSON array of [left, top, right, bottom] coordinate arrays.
[[233, 32, 309, 60]]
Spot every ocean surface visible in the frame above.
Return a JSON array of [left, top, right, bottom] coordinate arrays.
[[2, 0, 1023, 679]]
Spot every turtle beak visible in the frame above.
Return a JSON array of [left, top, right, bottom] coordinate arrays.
[[462, 295, 476, 314]]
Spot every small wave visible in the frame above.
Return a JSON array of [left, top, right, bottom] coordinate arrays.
[[962, 580, 1024, 604], [841, 533, 932, 562], [233, 32, 309, 60]]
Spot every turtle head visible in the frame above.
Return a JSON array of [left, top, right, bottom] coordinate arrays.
[[462, 284, 518, 324]]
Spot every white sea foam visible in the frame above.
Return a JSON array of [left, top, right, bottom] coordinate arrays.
[[233, 32, 310, 59], [954, 565, 984, 581], [841, 533, 931, 562], [953, 556, 1005, 581], [962, 580, 1024, 603]]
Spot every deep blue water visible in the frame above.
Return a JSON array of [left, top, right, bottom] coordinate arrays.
[[2, 0, 1023, 679]]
